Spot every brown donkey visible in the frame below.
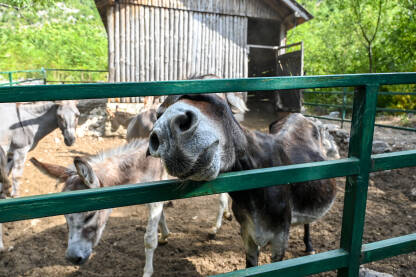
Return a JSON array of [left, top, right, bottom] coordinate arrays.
[[148, 94, 338, 267], [31, 139, 169, 277]]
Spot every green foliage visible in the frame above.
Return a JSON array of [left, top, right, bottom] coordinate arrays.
[[290, 0, 416, 109], [0, 0, 107, 81]]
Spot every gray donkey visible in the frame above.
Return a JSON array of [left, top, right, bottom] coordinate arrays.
[[0, 101, 79, 197], [0, 146, 12, 251]]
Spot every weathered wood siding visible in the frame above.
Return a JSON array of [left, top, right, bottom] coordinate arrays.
[[116, 0, 283, 20], [107, 3, 248, 102]]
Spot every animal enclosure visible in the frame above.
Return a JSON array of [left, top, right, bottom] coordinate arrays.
[[95, 0, 311, 106], [0, 73, 415, 276]]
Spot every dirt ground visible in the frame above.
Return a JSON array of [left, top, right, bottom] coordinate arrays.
[[0, 106, 415, 277]]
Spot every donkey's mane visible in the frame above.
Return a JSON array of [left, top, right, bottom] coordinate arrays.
[[19, 102, 57, 115], [87, 138, 148, 166], [63, 138, 149, 190]]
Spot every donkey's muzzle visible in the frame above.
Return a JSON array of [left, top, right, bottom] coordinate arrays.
[[66, 251, 90, 265]]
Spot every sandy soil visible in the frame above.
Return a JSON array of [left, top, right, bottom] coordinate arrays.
[[0, 108, 414, 277]]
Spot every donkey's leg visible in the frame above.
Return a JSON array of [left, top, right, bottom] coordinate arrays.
[[209, 193, 232, 239], [270, 227, 290, 262], [240, 223, 259, 268], [222, 193, 233, 221], [0, 223, 4, 251], [9, 146, 30, 197], [158, 208, 170, 245], [143, 202, 163, 277], [303, 224, 315, 255]]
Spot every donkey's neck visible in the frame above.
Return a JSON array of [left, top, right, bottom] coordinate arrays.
[[19, 103, 59, 150], [233, 128, 282, 172], [91, 140, 153, 187]]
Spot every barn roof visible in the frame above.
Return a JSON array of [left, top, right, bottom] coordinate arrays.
[[95, 0, 312, 29]]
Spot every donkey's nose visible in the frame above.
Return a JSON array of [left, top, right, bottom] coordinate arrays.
[[148, 130, 161, 157], [66, 253, 89, 265], [170, 110, 199, 137]]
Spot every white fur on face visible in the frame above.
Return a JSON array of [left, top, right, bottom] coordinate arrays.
[[65, 209, 111, 264], [150, 102, 226, 181]]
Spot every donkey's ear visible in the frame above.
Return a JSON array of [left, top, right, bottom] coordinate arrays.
[[74, 157, 100, 188], [225, 93, 249, 114], [30, 157, 71, 181]]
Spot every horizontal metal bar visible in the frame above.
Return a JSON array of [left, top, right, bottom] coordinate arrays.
[[212, 249, 349, 277], [378, 91, 416, 96], [303, 114, 352, 122], [46, 80, 106, 84], [305, 102, 416, 114], [0, 158, 359, 223], [373, 123, 416, 132], [247, 44, 279, 50], [304, 91, 416, 96], [361, 234, 416, 264], [1, 73, 416, 103], [303, 91, 353, 95], [45, 68, 108, 73], [0, 69, 43, 74], [303, 115, 416, 132], [0, 78, 43, 86], [371, 150, 416, 172], [277, 42, 303, 50], [376, 107, 416, 114], [303, 102, 352, 109]]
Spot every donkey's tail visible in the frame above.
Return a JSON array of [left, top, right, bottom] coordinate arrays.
[[30, 157, 71, 182]]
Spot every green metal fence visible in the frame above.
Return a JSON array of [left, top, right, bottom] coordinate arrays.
[[303, 89, 416, 131], [0, 73, 415, 277], [0, 68, 108, 86]]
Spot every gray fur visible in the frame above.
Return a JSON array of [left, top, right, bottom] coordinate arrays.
[[0, 101, 79, 197]]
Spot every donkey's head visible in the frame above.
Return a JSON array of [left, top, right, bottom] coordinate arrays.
[[30, 156, 111, 265], [149, 94, 247, 181], [0, 147, 11, 199], [63, 157, 111, 265], [56, 101, 80, 146]]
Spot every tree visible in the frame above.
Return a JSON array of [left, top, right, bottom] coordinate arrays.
[[348, 0, 386, 72]]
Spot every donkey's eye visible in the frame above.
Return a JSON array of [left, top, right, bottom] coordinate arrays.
[[84, 213, 95, 223]]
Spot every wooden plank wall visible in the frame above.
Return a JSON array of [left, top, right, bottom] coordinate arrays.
[[120, 0, 282, 20], [108, 3, 248, 102]]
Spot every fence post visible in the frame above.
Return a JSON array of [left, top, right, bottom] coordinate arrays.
[[8, 72, 13, 86], [41, 68, 47, 85], [338, 85, 378, 277], [341, 87, 347, 128]]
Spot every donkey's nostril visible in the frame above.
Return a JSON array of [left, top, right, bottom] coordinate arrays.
[[149, 132, 160, 153], [172, 110, 198, 134]]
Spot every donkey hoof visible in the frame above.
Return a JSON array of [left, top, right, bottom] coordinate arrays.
[[224, 212, 233, 221], [165, 200, 174, 208], [158, 233, 170, 245], [208, 228, 217, 239]]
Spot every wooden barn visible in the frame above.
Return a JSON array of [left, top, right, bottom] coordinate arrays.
[[94, 0, 312, 110]]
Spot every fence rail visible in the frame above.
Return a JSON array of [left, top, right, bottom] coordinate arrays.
[[0, 73, 415, 277], [0, 68, 108, 86], [302, 88, 416, 130]]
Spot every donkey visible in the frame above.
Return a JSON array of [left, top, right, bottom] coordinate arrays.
[[31, 139, 170, 277], [148, 94, 338, 267], [126, 108, 232, 238], [0, 101, 79, 197], [0, 146, 12, 251]]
